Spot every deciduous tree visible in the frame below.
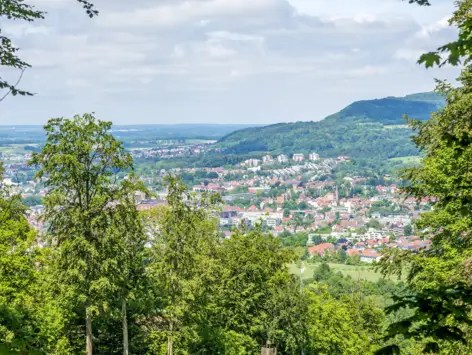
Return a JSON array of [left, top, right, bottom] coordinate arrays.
[[29, 113, 140, 355]]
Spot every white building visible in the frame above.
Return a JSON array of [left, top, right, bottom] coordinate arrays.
[[308, 152, 320, 161], [360, 250, 381, 263], [262, 155, 274, 164], [277, 154, 288, 164], [292, 154, 304, 162], [242, 159, 260, 167]]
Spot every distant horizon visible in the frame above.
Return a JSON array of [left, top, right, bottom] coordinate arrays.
[[0, 89, 447, 126]]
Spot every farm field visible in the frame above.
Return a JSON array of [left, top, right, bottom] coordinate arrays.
[[389, 155, 422, 164], [288, 262, 394, 283]]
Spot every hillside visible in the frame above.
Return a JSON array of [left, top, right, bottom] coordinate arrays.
[[217, 92, 445, 160]]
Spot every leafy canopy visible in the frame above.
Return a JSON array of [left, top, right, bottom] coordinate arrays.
[[376, 66, 472, 353]]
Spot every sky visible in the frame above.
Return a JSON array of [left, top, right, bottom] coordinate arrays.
[[0, 0, 461, 125]]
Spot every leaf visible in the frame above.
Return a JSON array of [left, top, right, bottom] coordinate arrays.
[[418, 52, 441, 68]]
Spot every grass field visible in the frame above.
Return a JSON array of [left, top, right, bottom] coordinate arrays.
[[288, 262, 389, 283], [389, 155, 422, 164]]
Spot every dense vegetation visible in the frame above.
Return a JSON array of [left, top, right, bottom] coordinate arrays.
[[0, 115, 407, 355], [216, 92, 445, 160], [376, 66, 472, 353], [4, 1, 472, 354]]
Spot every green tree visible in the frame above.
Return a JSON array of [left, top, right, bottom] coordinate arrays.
[[206, 228, 299, 353], [403, 224, 413, 236], [306, 285, 383, 355], [291, 213, 304, 233], [313, 263, 332, 282], [109, 176, 149, 355], [377, 67, 472, 353], [29, 113, 138, 355], [146, 176, 220, 355], [0, 182, 40, 352]]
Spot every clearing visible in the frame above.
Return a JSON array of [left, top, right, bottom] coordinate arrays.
[[389, 155, 422, 164], [288, 262, 393, 283]]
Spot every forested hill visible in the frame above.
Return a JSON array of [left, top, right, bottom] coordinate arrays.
[[327, 92, 445, 124], [216, 92, 445, 159]]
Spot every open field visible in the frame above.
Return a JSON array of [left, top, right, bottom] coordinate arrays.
[[389, 155, 422, 164], [288, 262, 391, 283]]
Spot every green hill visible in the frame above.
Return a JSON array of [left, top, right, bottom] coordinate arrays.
[[216, 92, 445, 160]]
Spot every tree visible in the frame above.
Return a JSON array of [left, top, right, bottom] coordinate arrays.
[[206, 228, 299, 353], [0, 180, 40, 352], [306, 285, 383, 355], [291, 213, 304, 233], [313, 263, 331, 282], [29, 113, 141, 355], [145, 176, 220, 355], [108, 176, 149, 355], [403, 224, 413, 236], [0, 0, 98, 101], [377, 67, 472, 352], [366, 219, 381, 229]]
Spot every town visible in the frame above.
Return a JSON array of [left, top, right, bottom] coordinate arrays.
[[2, 147, 431, 266]]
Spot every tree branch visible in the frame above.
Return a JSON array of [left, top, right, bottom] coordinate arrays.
[[0, 68, 26, 103]]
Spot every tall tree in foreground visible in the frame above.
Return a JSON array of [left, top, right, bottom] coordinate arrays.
[[109, 177, 149, 355], [376, 67, 472, 353], [0, 167, 40, 353], [29, 114, 140, 355], [144, 176, 221, 355]]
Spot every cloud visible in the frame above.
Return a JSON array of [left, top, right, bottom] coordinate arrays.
[[98, 0, 289, 29], [0, 0, 461, 124]]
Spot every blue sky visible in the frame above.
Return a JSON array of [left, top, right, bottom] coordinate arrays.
[[0, 0, 460, 124]]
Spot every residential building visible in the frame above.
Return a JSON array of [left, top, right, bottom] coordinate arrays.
[[242, 159, 260, 167], [277, 154, 288, 164], [308, 152, 320, 161], [308, 243, 335, 256], [262, 155, 274, 164], [292, 153, 304, 162], [360, 249, 381, 263]]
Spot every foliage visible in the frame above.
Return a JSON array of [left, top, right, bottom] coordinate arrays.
[[29, 113, 145, 354], [415, 0, 472, 68], [306, 285, 384, 355], [279, 231, 309, 247], [0, 186, 40, 352], [143, 176, 221, 353], [216, 93, 444, 162], [377, 67, 472, 352]]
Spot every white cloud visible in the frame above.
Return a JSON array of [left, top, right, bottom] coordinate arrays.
[[0, 0, 461, 124], [98, 0, 286, 29]]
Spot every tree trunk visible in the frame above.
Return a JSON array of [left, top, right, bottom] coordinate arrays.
[[167, 322, 173, 355], [86, 304, 93, 355], [122, 298, 129, 355]]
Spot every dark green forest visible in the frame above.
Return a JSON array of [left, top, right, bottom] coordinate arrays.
[[216, 92, 445, 159]]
